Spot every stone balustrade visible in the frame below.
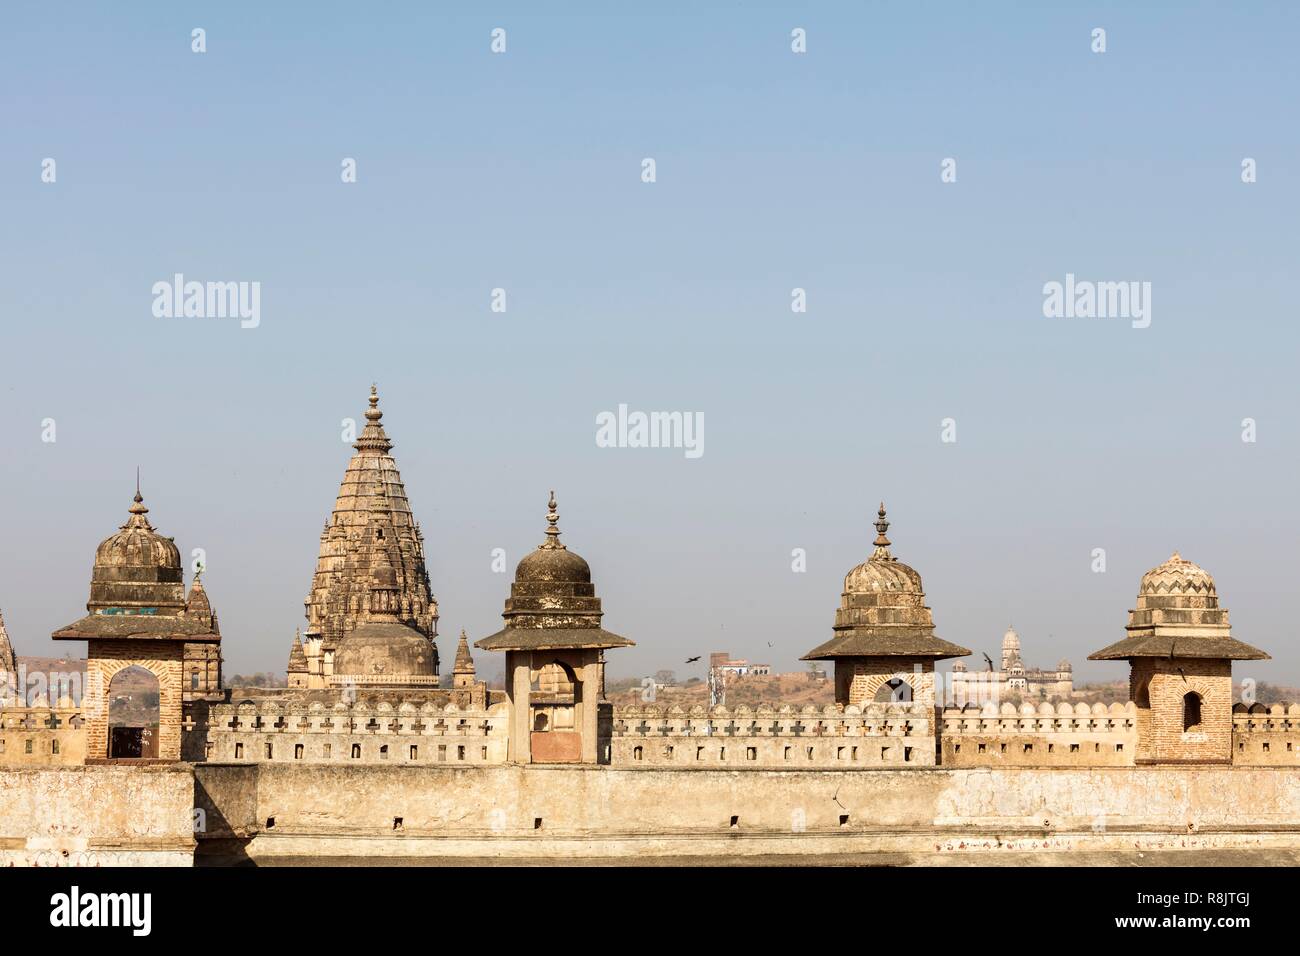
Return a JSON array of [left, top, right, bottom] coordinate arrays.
[[939, 701, 1136, 767], [0, 700, 86, 765], [1231, 702, 1300, 765], [183, 697, 509, 764], [609, 702, 937, 767]]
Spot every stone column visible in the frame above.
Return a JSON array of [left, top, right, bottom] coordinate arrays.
[[507, 650, 532, 764], [579, 650, 600, 764]]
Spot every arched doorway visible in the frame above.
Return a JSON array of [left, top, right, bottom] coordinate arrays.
[[1183, 691, 1203, 732], [875, 677, 914, 704], [108, 665, 160, 758], [529, 660, 582, 762]]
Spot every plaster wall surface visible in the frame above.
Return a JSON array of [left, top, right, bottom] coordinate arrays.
[[192, 762, 1300, 861], [0, 765, 195, 865]]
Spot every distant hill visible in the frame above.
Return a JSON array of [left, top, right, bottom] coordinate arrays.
[[609, 671, 834, 709]]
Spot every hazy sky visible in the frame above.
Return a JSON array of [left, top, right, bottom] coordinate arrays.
[[2, 3, 1298, 687]]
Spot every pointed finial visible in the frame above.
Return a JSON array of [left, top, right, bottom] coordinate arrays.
[[873, 502, 891, 549], [128, 471, 149, 516], [366, 383, 382, 422], [542, 490, 565, 549]]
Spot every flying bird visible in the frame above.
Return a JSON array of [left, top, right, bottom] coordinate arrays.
[[982, 652, 994, 670], [685, 656, 701, 664]]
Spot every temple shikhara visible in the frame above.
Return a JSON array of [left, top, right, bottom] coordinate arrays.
[[1, 386, 1298, 865], [291, 385, 440, 689]]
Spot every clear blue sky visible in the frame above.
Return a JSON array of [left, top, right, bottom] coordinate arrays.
[[2, 2, 1298, 686]]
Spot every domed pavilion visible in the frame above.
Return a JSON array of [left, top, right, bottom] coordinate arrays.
[[801, 504, 970, 722], [1089, 551, 1268, 764], [52, 486, 222, 760], [476, 492, 633, 765]]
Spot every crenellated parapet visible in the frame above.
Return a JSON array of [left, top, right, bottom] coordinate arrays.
[[939, 700, 1136, 767], [184, 696, 509, 764], [1232, 702, 1300, 766], [0, 699, 86, 766], [610, 701, 937, 767]]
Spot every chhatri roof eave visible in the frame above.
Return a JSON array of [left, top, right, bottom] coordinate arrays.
[[52, 613, 220, 642], [801, 630, 971, 661], [475, 626, 635, 652], [1088, 634, 1269, 661]]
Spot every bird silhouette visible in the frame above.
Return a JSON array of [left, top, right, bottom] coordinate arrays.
[[982, 652, 994, 670], [685, 656, 701, 664]]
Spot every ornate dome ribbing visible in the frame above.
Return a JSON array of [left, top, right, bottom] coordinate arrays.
[[1089, 551, 1268, 661], [803, 504, 970, 661]]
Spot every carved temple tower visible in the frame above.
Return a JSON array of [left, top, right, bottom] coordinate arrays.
[[295, 386, 439, 687]]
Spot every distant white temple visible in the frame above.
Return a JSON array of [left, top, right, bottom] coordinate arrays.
[[949, 627, 1073, 703]]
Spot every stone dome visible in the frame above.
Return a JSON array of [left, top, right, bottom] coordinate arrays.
[[94, 492, 181, 571], [1138, 552, 1216, 598], [843, 504, 923, 594], [1057, 659, 1072, 672], [844, 556, 922, 593], [86, 490, 186, 614], [331, 621, 436, 681], [514, 491, 593, 584], [952, 659, 968, 673], [1089, 549, 1267, 662], [801, 504, 971, 662], [516, 540, 591, 585], [475, 492, 634, 652], [1002, 627, 1020, 652]]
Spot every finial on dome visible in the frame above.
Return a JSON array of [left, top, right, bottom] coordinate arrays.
[[542, 490, 565, 549], [366, 384, 382, 422], [129, 469, 149, 516], [873, 502, 891, 549]]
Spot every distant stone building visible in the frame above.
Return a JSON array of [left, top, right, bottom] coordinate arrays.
[[0, 610, 16, 690], [709, 653, 771, 677], [949, 627, 1073, 703]]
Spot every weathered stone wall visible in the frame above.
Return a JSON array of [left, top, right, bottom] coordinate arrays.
[[0, 765, 195, 865], [940, 701, 1136, 767], [610, 702, 937, 767], [2, 757, 1300, 865], [191, 762, 1300, 861], [0, 704, 86, 766]]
